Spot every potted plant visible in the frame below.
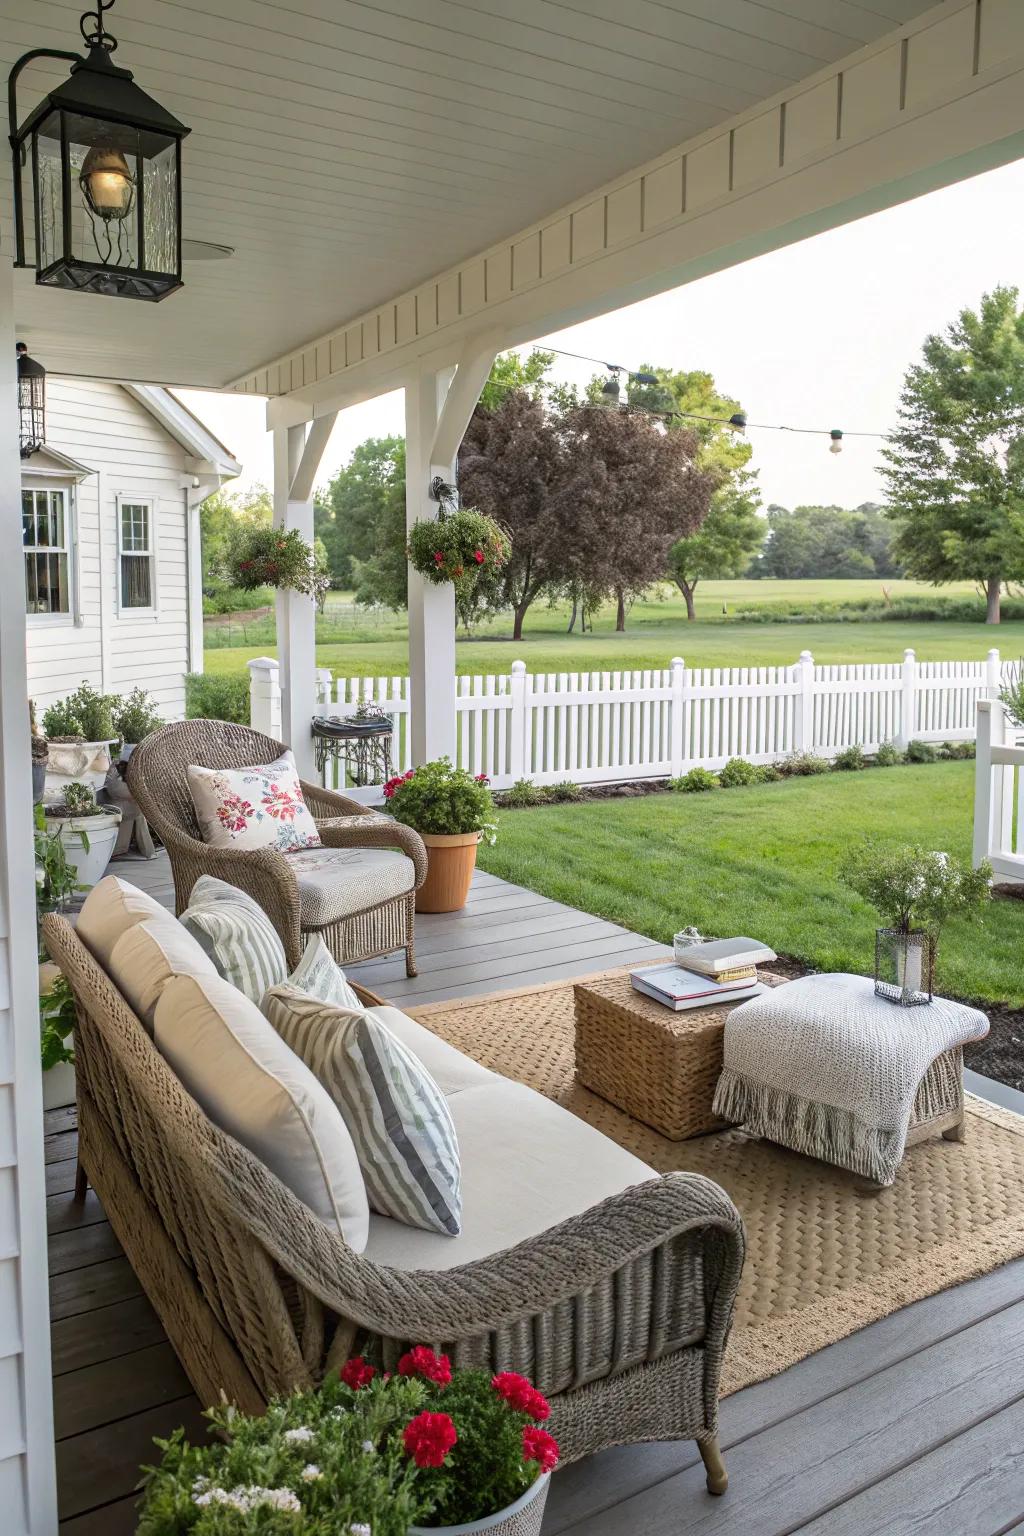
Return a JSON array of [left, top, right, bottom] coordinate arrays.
[[135, 1347, 557, 1536], [35, 805, 84, 1110], [114, 686, 163, 761], [29, 700, 48, 803], [44, 782, 122, 892], [407, 482, 510, 603], [385, 759, 497, 913], [42, 681, 120, 794], [841, 843, 991, 1004], [225, 525, 330, 605]]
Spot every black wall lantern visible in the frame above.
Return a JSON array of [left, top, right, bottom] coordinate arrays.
[[8, 1, 190, 301], [16, 342, 45, 457]]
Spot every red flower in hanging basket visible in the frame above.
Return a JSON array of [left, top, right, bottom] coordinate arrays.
[[522, 1426, 559, 1473], [402, 1412, 458, 1468], [473, 548, 485, 564], [434, 551, 444, 564], [339, 1355, 376, 1390]]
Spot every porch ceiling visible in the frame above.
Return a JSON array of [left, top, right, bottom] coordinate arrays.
[[0, 0, 937, 389]]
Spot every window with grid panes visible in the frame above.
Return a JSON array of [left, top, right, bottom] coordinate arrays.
[[119, 499, 154, 609], [23, 487, 70, 615]]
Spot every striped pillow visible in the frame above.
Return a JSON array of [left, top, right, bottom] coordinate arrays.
[[179, 876, 287, 1003], [288, 934, 362, 1011], [263, 985, 462, 1237]]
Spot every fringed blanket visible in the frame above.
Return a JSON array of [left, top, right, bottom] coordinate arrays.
[[712, 972, 989, 1185]]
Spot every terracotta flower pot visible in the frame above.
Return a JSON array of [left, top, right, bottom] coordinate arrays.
[[416, 831, 481, 913]]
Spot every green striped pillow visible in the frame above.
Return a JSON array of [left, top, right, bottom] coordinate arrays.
[[179, 876, 288, 1003], [263, 985, 462, 1237]]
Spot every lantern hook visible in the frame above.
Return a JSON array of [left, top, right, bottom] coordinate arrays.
[[80, 1, 119, 55]]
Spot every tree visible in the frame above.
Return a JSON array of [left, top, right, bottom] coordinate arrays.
[[316, 436, 404, 588], [752, 503, 900, 580], [882, 285, 1024, 623], [667, 471, 764, 619], [350, 439, 409, 610], [477, 349, 554, 413], [198, 485, 271, 586], [556, 404, 717, 630]]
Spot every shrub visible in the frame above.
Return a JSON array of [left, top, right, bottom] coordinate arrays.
[[906, 739, 938, 764], [754, 762, 783, 783], [114, 687, 163, 745], [185, 672, 251, 725], [718, 757, 758, 788], [940, 740, 976, 760], [384, 759, 497, 840], [42, 681, 117, 742], [202, 582, 274, 615], [874, 741, 904, 767], [671, 767, 719, 793], [832, 744, 867, 771], [503, 778, 548, 808], [548, 779, 583, 802], [840, 842, 991, 942], [779, 752, 830, 777]]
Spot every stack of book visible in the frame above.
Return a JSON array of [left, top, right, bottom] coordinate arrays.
[[630, 937, 777, 1012]]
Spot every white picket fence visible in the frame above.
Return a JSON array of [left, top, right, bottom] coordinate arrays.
[[249, 647, 1005, 801], [973, 698, 1024, 883]]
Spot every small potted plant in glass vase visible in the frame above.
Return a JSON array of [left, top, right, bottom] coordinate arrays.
[[44, 782, 122, 892], [841, 842, 991, 1005], [385, 758, 496, 913]]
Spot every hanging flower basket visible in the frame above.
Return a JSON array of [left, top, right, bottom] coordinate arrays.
[[226, 526, 328, 601], [407, 504, 510, 589]]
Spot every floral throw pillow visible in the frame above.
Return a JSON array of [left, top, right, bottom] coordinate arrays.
[[187, 751, 321, 853]]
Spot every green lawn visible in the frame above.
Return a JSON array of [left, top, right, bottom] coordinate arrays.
[[477, 761, 1024, 1007], [202, 578, 1021, 682]]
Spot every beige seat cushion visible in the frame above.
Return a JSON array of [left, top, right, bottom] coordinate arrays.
[[287, 847, 416, 928], [109, 916, 218, 1034], [364, 1078, 657, 1271], [367, 1005, 494, 1096], [155, 973, 370, 1250], [76, 875, 169, 967]]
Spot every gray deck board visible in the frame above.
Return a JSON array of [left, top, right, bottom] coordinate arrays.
[[50, 850, 1024, 1533]]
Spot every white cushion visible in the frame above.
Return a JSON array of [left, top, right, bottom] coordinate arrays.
[[287, 934, 362, 1011], [76, 875, 168, 968], [108, 916, 218, 1033], [154, 973, 369, 1250], [286, 847, 415, 927], [364, 1078, 656, 1270], [264, 987, 462, 1236], [187, 750, 321, 853], [179, 875, 288, 1004], [367, 1006, 494, 1096]]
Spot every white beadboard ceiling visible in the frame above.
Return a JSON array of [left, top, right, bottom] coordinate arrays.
[[0, 0, 937, 388]]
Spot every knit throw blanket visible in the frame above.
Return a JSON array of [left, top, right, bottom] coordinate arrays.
[[712, 972, 989, 1186]]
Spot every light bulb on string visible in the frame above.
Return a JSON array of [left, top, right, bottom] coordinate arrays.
[[728, 412, 747, 434], [829, 429, 844, 455], [600, 367, 621, 400]]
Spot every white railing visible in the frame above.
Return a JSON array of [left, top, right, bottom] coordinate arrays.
[[248, 648, 1004, 801], [973, 698, 1024, 883]]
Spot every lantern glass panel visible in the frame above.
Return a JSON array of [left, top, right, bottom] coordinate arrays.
[[143, 137, 178, 275], [34, 111, 63, 274], [65, 112, 140, 273]]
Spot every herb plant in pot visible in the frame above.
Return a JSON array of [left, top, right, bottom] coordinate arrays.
[[114, 687, 164, 761], [44, 782, 122, 892], [385, 759, 496, 913], [42, 681, 120, 794]]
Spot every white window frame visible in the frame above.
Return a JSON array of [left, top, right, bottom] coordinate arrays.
[[116, 494, 159, 616], [22, 479, 76, 625]]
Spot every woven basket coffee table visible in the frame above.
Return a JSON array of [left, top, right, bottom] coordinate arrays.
[[573, 969, 785, 1141]]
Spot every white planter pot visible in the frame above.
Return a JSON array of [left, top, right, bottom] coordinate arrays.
[[44, 739, 117, 797], [409, 1474, 550, 1536], [45, 810, 122, 891], [43, 1060, 76, 1111]]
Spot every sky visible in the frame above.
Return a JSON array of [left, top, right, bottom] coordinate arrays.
[[177, 156, 1024, 513]]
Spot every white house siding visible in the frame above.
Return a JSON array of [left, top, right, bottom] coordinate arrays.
[[24, 377, 193, 718]]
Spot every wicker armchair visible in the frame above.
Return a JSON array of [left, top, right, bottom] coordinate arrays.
[[127, 720, 427, 974], [44, 912, 745, 1494]]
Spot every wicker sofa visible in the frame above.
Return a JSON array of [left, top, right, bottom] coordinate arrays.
[[127, 719, 427, 973], [43, 893, 746, 1496]]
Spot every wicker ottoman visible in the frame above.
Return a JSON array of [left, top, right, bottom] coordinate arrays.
[[573, 970, 784, 1141]]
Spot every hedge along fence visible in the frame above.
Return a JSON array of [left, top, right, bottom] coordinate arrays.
[[247, 649, 1006, 803]]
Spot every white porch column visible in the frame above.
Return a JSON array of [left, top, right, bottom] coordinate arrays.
[[0, 257, 58, 1531], [271, 415, 336, 779], [405, 338, 498, 765]]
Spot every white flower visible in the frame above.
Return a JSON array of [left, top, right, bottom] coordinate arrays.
[[347, 1525, 372, 1536], [194, 1484, 302, 1515], [361, 1439, 376, 1455], [258, 1488, 302, 1513], [301, 1464, 323, 1482], [284, 1426, 316, 1446]]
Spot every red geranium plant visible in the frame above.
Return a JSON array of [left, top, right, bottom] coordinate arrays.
[[340, 1346, 558, 1527]]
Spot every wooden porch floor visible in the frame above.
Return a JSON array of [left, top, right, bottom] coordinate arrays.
[[49, 851, 1024, 1534]]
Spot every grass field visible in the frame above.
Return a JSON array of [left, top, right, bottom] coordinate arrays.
[[477, 761, 1024, 1006], [202, 578, 1024, 681]]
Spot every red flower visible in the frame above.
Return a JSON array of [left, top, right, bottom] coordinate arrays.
[[475, 773, 490, 785], [522, 1426, 559, 1473], [492, 1372, 550, 1421], [398, 1345, 452, 1385], [339, 1355, 376, 1390], [434, 551, 444, 564], [403, 1412, 457, 1469], [473, 549, 485, 564]]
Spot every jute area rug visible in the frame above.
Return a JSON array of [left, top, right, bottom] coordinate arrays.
[[409, 969, 1024, 1397]]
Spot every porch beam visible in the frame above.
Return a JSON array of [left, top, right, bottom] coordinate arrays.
[[289, 413, 337, 504], [430, 332, 502, 467], [238, 0, 1024, 417]]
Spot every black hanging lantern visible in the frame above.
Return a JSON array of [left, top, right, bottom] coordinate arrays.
[[16, 342, 45, 457], [8, 1, 190, 301]]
